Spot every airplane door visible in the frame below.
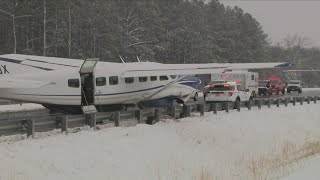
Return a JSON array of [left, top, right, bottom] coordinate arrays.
[[79, 58, 99, 113]]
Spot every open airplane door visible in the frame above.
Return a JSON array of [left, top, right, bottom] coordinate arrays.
[[79, 58, 99, 114]]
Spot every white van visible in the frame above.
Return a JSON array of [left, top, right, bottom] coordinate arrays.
[[211, 71, 259, 98]]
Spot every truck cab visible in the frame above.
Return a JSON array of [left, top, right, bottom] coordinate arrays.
[[268, 77, 286, 95], [287, 80, 302, 93], [258, 80, 271, 96]]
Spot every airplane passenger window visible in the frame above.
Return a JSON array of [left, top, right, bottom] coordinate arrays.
[[96, 77, 106, 86], [125, 77, 134, 83], [68, 79, 79, 88], [160, 76, 169, 81], [150, 76, 157, 81], [109, 76, 118, 85], [139, 77, 148, 82]]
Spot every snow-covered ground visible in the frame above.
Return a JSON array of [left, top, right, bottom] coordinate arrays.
[[0, 103, 45, 113], [0, 104, 320, 179]]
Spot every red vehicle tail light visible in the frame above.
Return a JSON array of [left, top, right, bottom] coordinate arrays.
[[228, 92, 233, 97]]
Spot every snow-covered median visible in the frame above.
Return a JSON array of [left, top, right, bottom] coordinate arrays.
[[0, 103, 45, 113], [0, 104, 320, 180]]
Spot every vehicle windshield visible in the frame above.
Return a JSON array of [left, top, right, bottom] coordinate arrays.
[[259, 81, 268, 86], [208, 80, 227, 85], [208, 84, 235, 91], [288, 81, 300, 85]]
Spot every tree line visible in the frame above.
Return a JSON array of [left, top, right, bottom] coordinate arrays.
[[1, 0, 319, 86], [0, 0, 269, 63]]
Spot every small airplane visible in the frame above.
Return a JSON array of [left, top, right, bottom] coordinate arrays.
[[0, 54, 293, 114]]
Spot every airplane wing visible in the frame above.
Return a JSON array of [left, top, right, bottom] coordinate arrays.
[[120, 62, 293, 77], [0, 54, 82, 71]]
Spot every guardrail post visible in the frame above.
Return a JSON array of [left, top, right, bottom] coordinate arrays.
[[299, 97, 303, 105], [61, 115, 68, 134], [182, 104, 187, 118], [155, 109, 160, 122], [225, 102, 229, 113], [293, 97, 296, 106], [314, 96, 317, 104], [236, 101, 241, 112], [199, 103, 205, 116], [114, 112, 120, 127], [276, 99, 280, 107], [307, 96, 311, 104], [171, 106, 177, 118], [257, 100, 262, 109], [187, 105, 191, 117], [210, 103, 217, 115], [89, 113, 96, 130], [27, 119, 34, 138], [136, 110, 144, 124], [284, 98, 288, 107], [267, 99, 271, 108], [247, 101, 251, 110]]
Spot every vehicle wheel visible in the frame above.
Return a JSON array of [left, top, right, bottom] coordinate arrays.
[[258, 93, 261, 96], [276, 91, 279, 95], [193, 92, 198, 101], [298, 90, 302, 94], [282, 89, 285, 95], [287, 90, 291, 94]]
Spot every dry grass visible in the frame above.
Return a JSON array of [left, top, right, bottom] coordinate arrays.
[[233, 139, 320, 179], [154, 139, 320, 180]]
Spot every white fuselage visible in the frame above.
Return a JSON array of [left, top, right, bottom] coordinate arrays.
[[0, 68, 198, 106]]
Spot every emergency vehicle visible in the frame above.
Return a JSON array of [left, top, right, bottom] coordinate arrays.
[[211, 71, 258, 98], [204, 81, 252, 103]]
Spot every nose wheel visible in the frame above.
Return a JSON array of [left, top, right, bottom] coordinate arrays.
[[193, 92, 198, 101]]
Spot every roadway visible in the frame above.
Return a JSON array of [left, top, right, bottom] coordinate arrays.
[[194, 88, 320, 104], [255, 88, 320, 99]]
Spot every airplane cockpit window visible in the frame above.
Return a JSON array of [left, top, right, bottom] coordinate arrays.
[[109, 76, 118, 85], [170, 75, 177, 79], [125, 77, 134, 84], [160, 76, 169, 81], [68, 79, 80, 88], [150, 76, 157, 81], [96, 77, 106, 86], [139, 77, 148, 82]]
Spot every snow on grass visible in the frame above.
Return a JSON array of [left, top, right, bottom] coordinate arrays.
[[0, 103, 45, 113], [0, 104, 320, 179]]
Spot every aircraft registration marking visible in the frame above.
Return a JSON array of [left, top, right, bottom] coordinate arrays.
[[0, 65, 9, 74]]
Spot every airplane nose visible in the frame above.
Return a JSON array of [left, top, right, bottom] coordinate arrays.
[[178, 76, 201, 89]]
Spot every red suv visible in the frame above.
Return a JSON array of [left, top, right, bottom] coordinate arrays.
[[268, 77, 286, 95]]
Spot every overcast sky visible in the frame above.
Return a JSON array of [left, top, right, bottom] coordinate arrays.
[[220, 0, 320, 47]]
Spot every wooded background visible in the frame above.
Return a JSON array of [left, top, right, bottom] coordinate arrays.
[[0, 0, 319, 86]]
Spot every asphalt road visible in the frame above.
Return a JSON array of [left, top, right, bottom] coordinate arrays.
[[255, 88, 320, 99]]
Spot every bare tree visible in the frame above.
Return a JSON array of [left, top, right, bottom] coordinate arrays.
[[68, 0, 72, 57], [282, 34, 311, 63], [118, 7, 151, 62], [0, 0, 31, 54], [43, 0, 47, 56]]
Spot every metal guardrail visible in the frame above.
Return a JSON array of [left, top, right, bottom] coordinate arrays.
[[0, 95, 319, 137]]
